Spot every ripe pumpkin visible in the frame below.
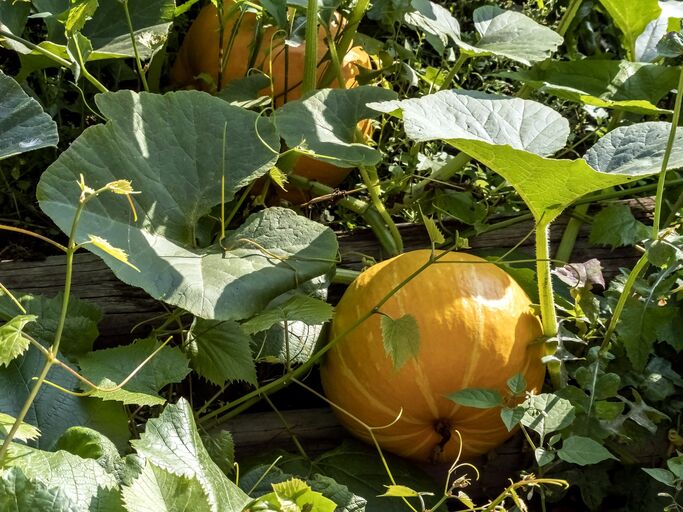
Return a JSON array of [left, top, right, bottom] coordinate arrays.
[[172, 2, 373, 197], [320, 250, 545, 463]]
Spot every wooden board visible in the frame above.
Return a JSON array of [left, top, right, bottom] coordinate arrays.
[[0, 198, 651, 344]]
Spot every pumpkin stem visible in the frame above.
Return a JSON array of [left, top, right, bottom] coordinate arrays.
[[430, 418, 453, 464]]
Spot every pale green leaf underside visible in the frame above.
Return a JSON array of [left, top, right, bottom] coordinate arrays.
[[404, 0, 461, 54], [0, 467, 77, 512], [584, 121, 683, 175], [186, 319, 257, 386], [122, 462, 212, 512], [5, 444, 121, 511], [131, 399, 250, 512], [598, 0, 660, 56], [369, 89, 569, 156], [456, 5, 563, 65], [501, 60, 679, 114], [0, 71, 58, 160], [380, 314, 420, 370], [274, 86, 398, 168], [38, 91, 338, 321], [78, 338, 191, 406]]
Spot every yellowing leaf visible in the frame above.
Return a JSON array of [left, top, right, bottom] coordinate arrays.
[[379, 485, 420, 497], [87, 235, 140, 271]]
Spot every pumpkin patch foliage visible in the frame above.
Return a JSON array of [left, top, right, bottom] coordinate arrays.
[[0, 0, 681, 510]]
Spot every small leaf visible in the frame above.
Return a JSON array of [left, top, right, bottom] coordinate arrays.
[[380, 314, 420, 370], [201, 430, 235, 477], [520, 393, 575, 436], [534, 447, 555, 467], [0, 314, 36, 366], [507, 373, 527, 395], [642, 467, 676, 487], [404, 0, 461, 55], [78, 337, 191, 406], [668, 456, 683, 479], [657, 31, 683, 57], [421, 213, 445, 245], [379, 485, 421, 498], [0, 412, 40, 442], [500, 405, 525, 431], [557, 436, 618, 465], [242, 294, 334, 335], [598, 0, 660, 57], [65, 0, 99, 34], [447, 388, 503, 408], [552, 259, 605, 290], [590, 204, 651, 249], [186, 319, 257, 386]]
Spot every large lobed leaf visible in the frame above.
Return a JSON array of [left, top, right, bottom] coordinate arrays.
[[369, 89, 569, 155], [38, 91, 338, 321], [456, 5, 563, 65], [0, 70, 58, 160]]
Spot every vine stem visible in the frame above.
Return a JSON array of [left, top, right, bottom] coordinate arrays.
[[555, 0, 584, 36], [0, 198, 86, 462], [122, 0, 149, 92], [359, 166, 403, 255], [302, 0, 319, 95], [440, 53, 469, 91], [535, 222, 561, 389], [198, 249, 454, 426], [653, 61, 683, 236]]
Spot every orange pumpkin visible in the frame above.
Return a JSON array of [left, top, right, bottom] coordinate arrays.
[[172, 1, 374, 197], [320, 250, 545, 463]]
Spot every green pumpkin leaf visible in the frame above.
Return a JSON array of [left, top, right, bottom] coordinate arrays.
[[447, 388, 503, 408], [0, 1, 31, 53], [0, 345, 129, 450], [369, 89, 569, 156], [657, 30, 683, 57], [78, 337, 191, 406], [0, 70, 58, 160], [38, 91, 338, 321], [131, 398, 250, 512], [557, 436, 618, 466], [186, 319, 257, 386], [598, 0, 660, 57], [0, 467, 77, 512], [274, 86, 397, 168], [380, 313, 420, 370], [589, 204, 650, 249], [65, 0, 98, 34], [201, 430, 235, 477], [501, 60, 679, 114], [122, 462, 213, 512], [4, 444, 123, 510], [0, 314, 36, 366], [455, 5, 563, 65]]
